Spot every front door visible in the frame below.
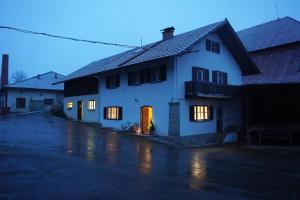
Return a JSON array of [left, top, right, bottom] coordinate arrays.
[[77, 101, 83, 121], [216, 106, 223, 132], [140, 106, 153, 134]]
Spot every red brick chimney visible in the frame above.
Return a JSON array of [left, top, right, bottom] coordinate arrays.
[[1, 54, 9, 89]]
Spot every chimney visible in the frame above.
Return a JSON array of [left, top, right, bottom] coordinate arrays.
[[161, 26, 175, 40], [1, 54, 9, 89]]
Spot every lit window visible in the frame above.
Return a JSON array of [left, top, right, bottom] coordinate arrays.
[[67, 102, 73, 110], [88, 100, 96, 111], [190, 105, 212, 121], [104, 106, 122, 120]]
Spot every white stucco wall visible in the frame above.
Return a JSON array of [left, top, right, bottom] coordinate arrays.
[[64, 94, 99, 123], [98, 59, 175, 136], [63, 33, 244, 136], [175, 34, 243, 136], [6, 89, 63, 113]]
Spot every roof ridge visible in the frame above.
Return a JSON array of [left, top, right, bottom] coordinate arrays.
[[238, 16, 298, 33], [173, 20, 225, 38], [6, 71, 63, 86]]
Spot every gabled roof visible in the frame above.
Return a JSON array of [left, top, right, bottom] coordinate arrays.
[[58, 19, 259, 83], [5, 71, 64, 91], [238, 17, 300, 52]]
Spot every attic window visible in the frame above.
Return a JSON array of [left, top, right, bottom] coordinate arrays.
[[206, 39, 220, 54]]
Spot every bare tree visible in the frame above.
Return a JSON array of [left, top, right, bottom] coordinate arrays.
[[11, 70, 28, 83]]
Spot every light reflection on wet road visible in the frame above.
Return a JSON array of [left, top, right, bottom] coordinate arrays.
[[0, 113, 300, 200]]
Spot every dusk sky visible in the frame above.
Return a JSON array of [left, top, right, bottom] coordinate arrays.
[[1, 0, 300, 79]]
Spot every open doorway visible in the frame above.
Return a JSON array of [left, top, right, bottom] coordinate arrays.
[[77, 101, 83, 121], [140, 106, 153, 134]]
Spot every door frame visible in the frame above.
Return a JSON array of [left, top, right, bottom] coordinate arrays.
[[140, 106, 153, 134], [77, 101, 83, 121]]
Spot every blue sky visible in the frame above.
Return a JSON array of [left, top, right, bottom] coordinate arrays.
[[1, 0, 300, 78]]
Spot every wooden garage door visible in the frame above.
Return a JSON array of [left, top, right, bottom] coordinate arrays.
[[30, 100, 44, 111]]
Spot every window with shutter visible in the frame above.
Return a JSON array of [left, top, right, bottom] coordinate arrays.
[[192, 67, 209, 82], [106, 74, 120, 89]]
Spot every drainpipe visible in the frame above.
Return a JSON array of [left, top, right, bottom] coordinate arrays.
[[174, 57, 178, 101]]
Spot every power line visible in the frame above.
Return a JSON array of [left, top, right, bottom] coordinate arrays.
[[0, 25, 198, 53], [0, 26, 139, 49]]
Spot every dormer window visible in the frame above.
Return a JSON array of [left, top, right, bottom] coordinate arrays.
[[106, 74, 120, 89], [206, 39, 220, 54]]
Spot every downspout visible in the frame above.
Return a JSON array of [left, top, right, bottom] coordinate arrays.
[[174, 56, 178, 101]]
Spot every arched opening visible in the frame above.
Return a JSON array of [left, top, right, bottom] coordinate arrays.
[[140, 106, 153, 135]]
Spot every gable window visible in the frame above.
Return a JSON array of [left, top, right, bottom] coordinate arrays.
[[212, 71, 228, 85], [16, 98, 26, 109], [67, 102, 73, 110], [44, 98, 54, 105], [192, 67, 209, 82], [206, 39, 220, 54], [106, 74, 120, 89], [104, 106, 122, 120], [88, 100, 96, 111], [189, 105, 213, 121]]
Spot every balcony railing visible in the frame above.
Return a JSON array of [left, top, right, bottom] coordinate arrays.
[[185, 81, 239, 98]]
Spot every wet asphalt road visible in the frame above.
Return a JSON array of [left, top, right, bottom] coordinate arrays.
[[0, 113, 300, 200]]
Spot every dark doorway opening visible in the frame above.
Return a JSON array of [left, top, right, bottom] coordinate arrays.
[[77, 101, 83, 121]]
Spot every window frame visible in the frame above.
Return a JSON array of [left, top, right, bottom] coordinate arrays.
[[189, 105, 213, 122], [67, 102, 73, 110], [206, 39, 220, 54], [212, 71, 228, 85], [106, 74, 120, 89], [149, 67, 161, 83], [104, 106, 122, 120], [88, 100, 96, 111], [16, 98, 26, 109]]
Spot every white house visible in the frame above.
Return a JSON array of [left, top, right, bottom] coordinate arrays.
[[0, 55, 65, 113], [58, 19, 259, 137]]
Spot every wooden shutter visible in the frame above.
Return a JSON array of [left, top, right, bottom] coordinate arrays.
[[118, 107, 123, 120], [160, 65, 167, 81], [140, 70, 146, 84], [189, 105, 194, 121], [128, 72, 133, 85], [216, 43, 220, 54], [223, 73, 228, 85], [212, 71, 217, 84], [145, 68, 151, 83], [192, 67, 198, 81], [209, 106, 214, 120], [115, 74, 120, 87], [103, 107, 107, 119], [206, 40, 211, 51], [204, 69, 209, 82], [105, 76, 110, 88]]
